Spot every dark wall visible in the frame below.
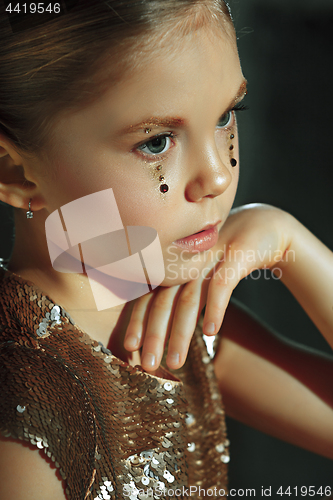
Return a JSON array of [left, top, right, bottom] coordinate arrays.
[[228, 0, 333, 496]]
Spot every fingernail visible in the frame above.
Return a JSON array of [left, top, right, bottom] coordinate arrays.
[[204, 322, 215, 335], [126, 337, 139, 349], [168, 352, 180, 366], [142, 352, 156, 369]]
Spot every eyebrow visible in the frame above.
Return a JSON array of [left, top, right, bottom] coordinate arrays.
[[120, 79, 248, 135]]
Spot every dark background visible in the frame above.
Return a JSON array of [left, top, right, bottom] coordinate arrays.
[[0, 0, 332, 497], [228, 0, 333, 497]]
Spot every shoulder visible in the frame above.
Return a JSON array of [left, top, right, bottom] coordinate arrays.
[[0, 343, 97, 500], [0, 436, 66, 500]]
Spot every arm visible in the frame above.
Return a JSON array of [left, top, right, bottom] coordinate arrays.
[[125, 204, 333, 371], [0, 436, 66, 500], [202, 205, 333, 344], [274, 215, 333, 347], [215, 300, 333, 459]]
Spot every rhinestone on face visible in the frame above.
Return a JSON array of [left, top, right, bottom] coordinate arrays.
[[160, 184, 169, 193], [230, 134, 235, 139], [16, 405, 26, 413]]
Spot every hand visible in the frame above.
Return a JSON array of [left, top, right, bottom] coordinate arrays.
[[124, 204, 294, 372], [202, 203, 293, 336], [123, 278, 210, 372]]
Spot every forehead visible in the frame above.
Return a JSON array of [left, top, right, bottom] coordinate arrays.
[[126, 19, 236, 76], [50, 25, 242, 146], [97, 22, 240, 105], [92, 12, 237, 94], [107, 26, 241, 104]]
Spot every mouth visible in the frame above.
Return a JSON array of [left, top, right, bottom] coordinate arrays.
[[172, 221, 221, 253]]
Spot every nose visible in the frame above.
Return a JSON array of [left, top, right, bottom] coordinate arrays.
[[184, 141, 233, 202]]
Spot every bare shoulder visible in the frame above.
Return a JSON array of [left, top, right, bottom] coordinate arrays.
[[0, 436, 66, 500]]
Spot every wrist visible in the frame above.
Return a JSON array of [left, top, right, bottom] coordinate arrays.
[[271, 210, 299, 271]]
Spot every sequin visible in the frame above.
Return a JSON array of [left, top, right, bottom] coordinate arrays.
[[163, 470, 175, 483], [185, 413, 195, 426], [187, 442, 196, 452], [202, 335, 216, 358], [0, 269, 230, 498]]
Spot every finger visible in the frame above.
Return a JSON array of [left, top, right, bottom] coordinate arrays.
[[202, 257, 254, 336], [124, 292, 154, 351], [166, 278, 208, 370], [141, 285, 181, 372]]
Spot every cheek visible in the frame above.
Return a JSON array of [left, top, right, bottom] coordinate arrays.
[[43, 145, 158, 217]]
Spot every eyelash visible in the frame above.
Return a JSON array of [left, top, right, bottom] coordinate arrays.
[[135, 103, 249, 160]]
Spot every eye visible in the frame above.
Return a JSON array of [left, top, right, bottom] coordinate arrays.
[[216, 111, 232, 129], [138, 134, 173, 156]]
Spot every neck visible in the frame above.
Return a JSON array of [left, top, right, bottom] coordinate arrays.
[[8, 207, 140, 364]]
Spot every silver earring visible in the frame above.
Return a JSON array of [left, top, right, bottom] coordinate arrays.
[[26, 199, 33, 219]]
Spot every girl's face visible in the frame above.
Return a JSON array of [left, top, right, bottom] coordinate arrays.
[[34, 24, 245, 286]]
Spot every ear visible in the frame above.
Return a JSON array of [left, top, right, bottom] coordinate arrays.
[[0, 135, 46, 212]]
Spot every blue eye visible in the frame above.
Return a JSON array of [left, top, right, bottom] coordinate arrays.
[[216, 103, 249, 129], [138, 134, 173, 155], [217, 111, 232, 128]]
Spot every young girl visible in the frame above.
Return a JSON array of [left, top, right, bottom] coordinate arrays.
[[0, 1, 332, 499]]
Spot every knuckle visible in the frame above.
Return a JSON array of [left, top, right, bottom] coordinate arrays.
[[154, 294, 172, 310], [178, 290, 197, 308], [212, 272, 227, 286], [144, 332, 163, 343]]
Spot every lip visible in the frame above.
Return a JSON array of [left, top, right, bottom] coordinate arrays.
[[172, 221, 221, 253]]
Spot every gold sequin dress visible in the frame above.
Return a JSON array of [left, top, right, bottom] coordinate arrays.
[[0, 268, 229, 499]]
